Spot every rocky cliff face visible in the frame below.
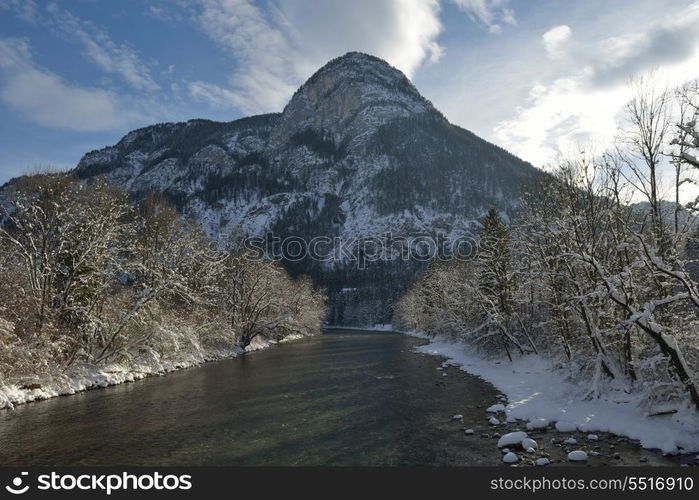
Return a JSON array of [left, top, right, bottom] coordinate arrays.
[[68, 52, 544, 325]]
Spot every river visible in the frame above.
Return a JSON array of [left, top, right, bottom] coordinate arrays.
[[0, 330, 683, 466]]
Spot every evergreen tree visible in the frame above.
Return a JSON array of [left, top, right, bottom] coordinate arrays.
[[478, 208, 512, 316]]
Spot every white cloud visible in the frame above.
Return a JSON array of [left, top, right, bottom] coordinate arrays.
[[46, 6, 160, 92], [0, 38, 145, 131], [542, 25, 571, 59], [492, 3, 699, 169], [191, 0, 444, 114], [450, 0, 515, 34], [188, 81, 242, 109], [0, 0, 37, 23]]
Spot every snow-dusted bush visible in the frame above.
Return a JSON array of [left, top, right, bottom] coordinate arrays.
[[0, 175, 327, 389]]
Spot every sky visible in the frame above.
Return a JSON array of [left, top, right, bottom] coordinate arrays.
[[2, 0, 699, 198]]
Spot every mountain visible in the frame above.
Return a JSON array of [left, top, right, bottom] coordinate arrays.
[[40, 52, 547, 324]]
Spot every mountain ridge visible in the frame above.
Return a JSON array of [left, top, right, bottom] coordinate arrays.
[[8, 51, 546, 325]]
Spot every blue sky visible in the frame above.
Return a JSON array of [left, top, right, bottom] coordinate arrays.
[[2, 0, 699, 192]]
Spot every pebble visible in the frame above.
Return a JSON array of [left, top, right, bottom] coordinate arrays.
[[464, 428, 474, 435], [587, 434, 599, 441], [489, 417, 500, 425], [564, 438, 578, 445], [452, 414, 463, 421], [568, 450, 588, 462], [535, 458, 550, 466], [503, 452, 519, 464]]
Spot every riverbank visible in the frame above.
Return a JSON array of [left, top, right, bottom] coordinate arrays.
[[407, 331, 699, 455], [0, 333, 308, 410]]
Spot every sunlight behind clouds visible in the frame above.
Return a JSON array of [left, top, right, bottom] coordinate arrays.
[[542, 25, 571, 59], [491, 2, 699, 174], [190, 0, 445, 115]]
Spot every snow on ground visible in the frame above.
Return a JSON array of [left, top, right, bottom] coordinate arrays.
[[409, 333, 699, 454], [0, 333, 308, 410]]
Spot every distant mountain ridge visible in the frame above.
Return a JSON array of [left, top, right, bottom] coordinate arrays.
[[22, 52, 548, 324]]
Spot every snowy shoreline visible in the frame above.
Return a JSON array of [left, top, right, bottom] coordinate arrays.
[[0, 334, 307, 411], [405, 330, 699, 454]]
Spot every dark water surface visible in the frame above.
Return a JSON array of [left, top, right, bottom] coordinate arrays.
[[0, 331, 504, 466]]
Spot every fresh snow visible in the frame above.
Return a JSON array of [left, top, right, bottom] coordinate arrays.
[[487, 403, 506, 412], [497, 431, 528, 448], [555, 421, 578, 432], [410, 333, 699, 453], [526, 418, 549, 430], [522, 437, 538, 450]]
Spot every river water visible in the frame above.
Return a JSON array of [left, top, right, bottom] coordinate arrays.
[[0, 331, 503, 466], [0, 330, 684, 466]]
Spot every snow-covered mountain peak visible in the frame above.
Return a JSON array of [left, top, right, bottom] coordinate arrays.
[[273, 52, 441, 151]]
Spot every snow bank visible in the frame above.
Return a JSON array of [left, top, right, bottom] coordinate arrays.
[[0, 334, 308, 410], [411, 334, 699, 454]]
